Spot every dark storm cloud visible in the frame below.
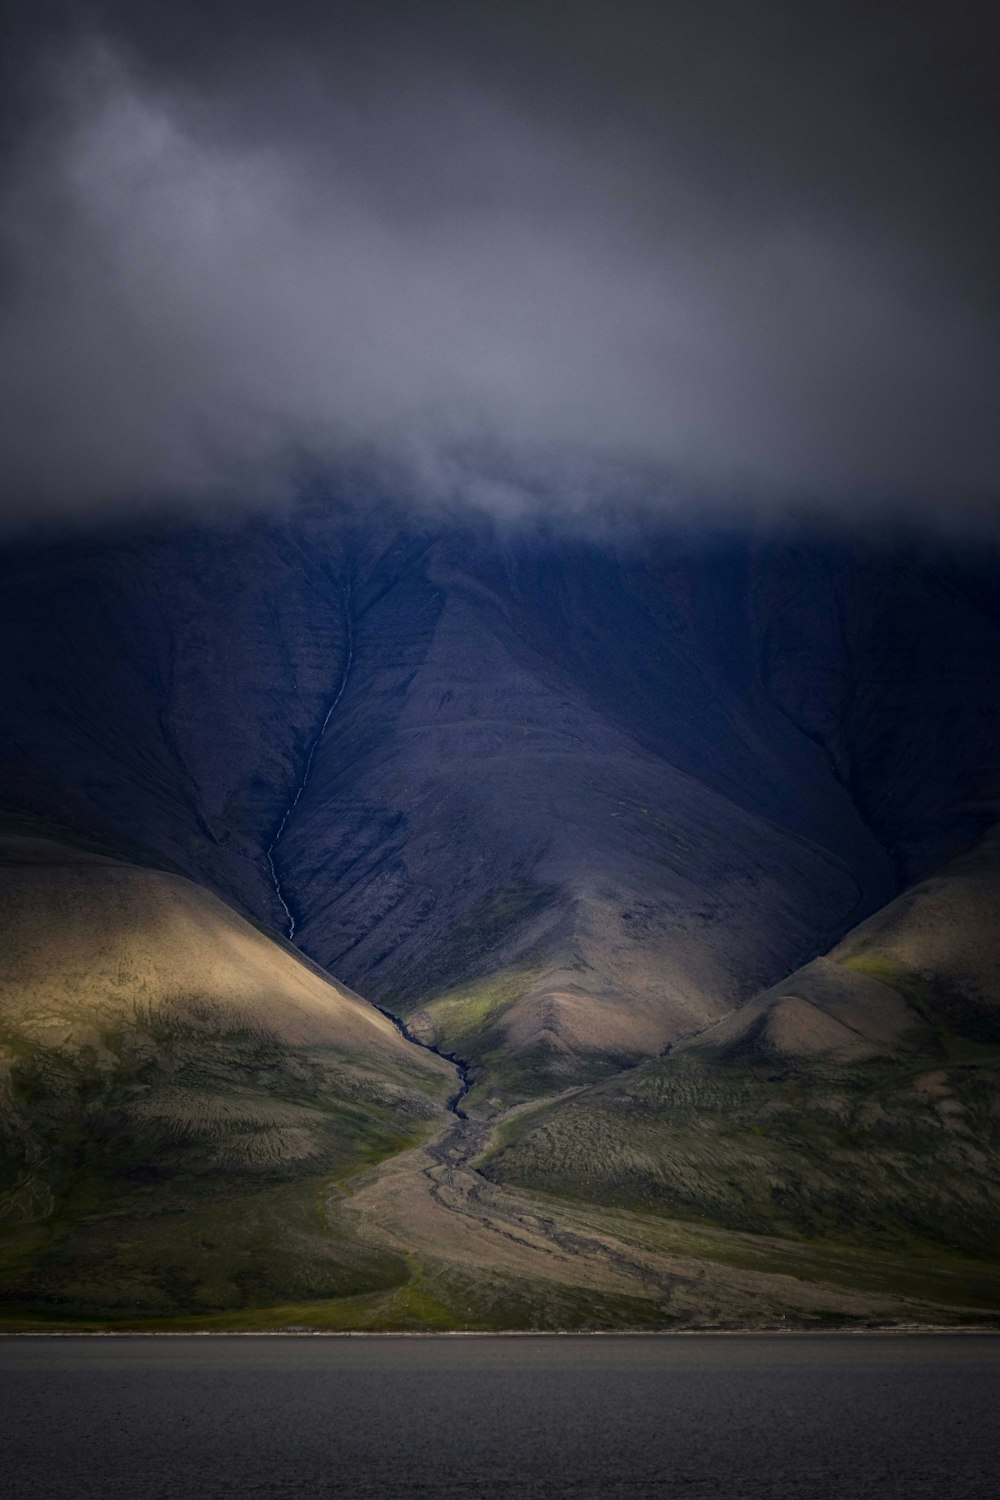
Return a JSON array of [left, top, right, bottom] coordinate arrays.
[[0, 1, 998, 526]]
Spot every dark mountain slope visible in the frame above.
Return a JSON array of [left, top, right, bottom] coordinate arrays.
[[284, 531, 879, 1096], [0, 520, 355, 920], [755, 542, 1000, 880], [0, 511, 996, 1098]]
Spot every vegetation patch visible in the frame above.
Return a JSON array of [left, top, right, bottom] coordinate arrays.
[[385, 878, 557, 1009], [480, 1047, 1000, 1285], [839, 952, 1000, 1051], [413, 968, 543, 1057], [0, 1004, 448, 1321]]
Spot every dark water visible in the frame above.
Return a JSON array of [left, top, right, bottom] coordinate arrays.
[[2, 1335, 999, 1499]]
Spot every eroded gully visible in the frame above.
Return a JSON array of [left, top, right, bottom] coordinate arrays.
[[264, 587, 355, 942], [261, 585, 475, 1116]]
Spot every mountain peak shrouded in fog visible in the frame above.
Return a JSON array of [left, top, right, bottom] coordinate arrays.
[[1, 0, 998, 528], [4, 3, 1000, 1342]]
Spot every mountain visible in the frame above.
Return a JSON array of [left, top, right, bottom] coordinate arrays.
[[1, 505, 998, 1327]]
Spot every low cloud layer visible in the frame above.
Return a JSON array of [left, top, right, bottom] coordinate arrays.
[[1, 2, 998, 528]]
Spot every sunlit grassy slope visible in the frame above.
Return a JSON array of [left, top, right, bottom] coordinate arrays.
[[0, 836, 453, 1320]]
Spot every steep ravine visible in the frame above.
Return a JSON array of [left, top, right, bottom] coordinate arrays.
[[257, 587, 475, 1115], [376, 1003, 473, 1119], [265, 586, 355, 939]]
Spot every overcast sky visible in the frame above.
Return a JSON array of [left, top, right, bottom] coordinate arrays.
[[1, 1, 998, 529]]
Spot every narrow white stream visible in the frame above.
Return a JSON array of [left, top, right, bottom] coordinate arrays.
[[265, 588, 354, 940]]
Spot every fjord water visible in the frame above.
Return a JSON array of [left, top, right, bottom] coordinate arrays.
[[3, 1336, 998, 1499]]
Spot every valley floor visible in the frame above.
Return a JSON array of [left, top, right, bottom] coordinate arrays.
[[4, 1062, 1000, 1333], [320, 1085, 1000, 1333]]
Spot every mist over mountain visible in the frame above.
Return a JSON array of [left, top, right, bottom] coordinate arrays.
[[1, 1, 998, 524]]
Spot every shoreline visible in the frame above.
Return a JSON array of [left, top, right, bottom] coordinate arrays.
[[3, 1324, 999, 1338]]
